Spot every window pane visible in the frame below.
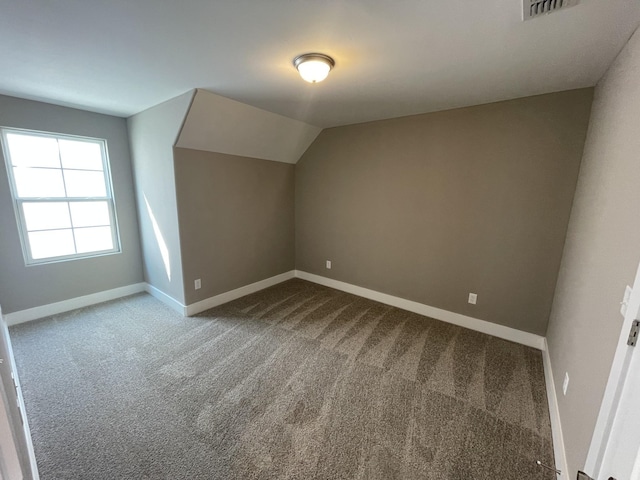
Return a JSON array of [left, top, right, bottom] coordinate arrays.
[[6, 133, 61, 168], [69, 201, 110, 227], [63, 170, 107, 197], [59, 139, 104, 171], [22, 202, 71, 231], [74, 226, 113, 253], [28, 229, 75, 259], [13, 167, 66, 198], [2, 128, 120, 265]]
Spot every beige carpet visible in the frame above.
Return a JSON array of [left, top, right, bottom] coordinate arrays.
[[10, 279, 556, 479]]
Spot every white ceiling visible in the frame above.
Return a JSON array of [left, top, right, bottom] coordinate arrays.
[[1, 0, 638, 128]]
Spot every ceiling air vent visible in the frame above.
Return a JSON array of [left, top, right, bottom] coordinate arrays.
[[523, 0, 579, 21]]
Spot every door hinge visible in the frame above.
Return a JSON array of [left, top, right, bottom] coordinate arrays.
[[628, 320, 640, 347], [577, 472, 616, 480]]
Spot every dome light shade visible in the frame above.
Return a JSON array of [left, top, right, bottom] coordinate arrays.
[[293, 53, 335, 83]]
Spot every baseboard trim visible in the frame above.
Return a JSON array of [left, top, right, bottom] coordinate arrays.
[[184, 270, 296, 316], [4, 283, 147, 326], [4, 270, 546, 351], [294, 270, 545, 350], [4, 272, 299, 326], [144, 284, 187, 315], [542, 339, 569, 477]]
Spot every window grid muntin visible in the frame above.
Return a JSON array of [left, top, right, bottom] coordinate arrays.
[[1, 127, 121, 265]]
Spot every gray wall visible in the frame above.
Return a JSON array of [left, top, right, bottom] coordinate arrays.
[[174, 147, 295, 305], [547, 28, 640, 475], [127, 91, 193, 305], [0, 94, 143, 313], [296, 89, 593, 336]]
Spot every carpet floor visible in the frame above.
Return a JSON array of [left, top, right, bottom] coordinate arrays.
[[10, 279, 556, 479]]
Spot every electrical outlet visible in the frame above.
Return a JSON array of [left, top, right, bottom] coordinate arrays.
[[563, 372, 569, 396], [195, 279, 201, 290], [468, 293, 477, 305], [326, 260, 332, 269]]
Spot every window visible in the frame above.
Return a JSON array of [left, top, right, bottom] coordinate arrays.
[[1, 128, 121, 265]]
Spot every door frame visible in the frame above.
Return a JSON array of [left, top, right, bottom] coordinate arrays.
[[584, 260, 640, 477], [0, 306, 39, 480]]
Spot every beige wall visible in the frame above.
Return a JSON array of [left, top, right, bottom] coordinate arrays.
[[0, 95, 144, 313], [174, 147, 295, 306], [547, 28, 640, 475], [296, 89, 593, 335]]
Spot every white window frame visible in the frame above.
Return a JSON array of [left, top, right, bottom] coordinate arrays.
[[1, 127, 122, 266]]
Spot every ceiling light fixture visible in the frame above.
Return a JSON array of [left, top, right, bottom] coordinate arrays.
[[293, 53, 335, 83]]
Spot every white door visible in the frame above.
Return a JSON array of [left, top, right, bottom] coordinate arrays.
[[599, 310, 640, 480], [586, 260, 640, 480], [0, 307, 38, 480]]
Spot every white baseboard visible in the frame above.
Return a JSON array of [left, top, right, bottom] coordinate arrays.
[[4, 272, 546, 352], [184, 270, 296, 316], [4, 270, 546, 352], [4, 283, 146, 326], [144, 283, 187, 315], [4, 272, 297, 326], [542, 339, 569, 477], [294, 270, 545, 350]]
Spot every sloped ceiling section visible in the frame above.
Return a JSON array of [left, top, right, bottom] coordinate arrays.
[[176, 89, 322, 164]]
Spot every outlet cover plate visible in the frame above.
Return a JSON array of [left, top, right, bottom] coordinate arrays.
[[468, 293, 477, 305]]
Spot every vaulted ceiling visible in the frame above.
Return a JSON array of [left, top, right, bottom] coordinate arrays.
[[1, 0, 638, 127]]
